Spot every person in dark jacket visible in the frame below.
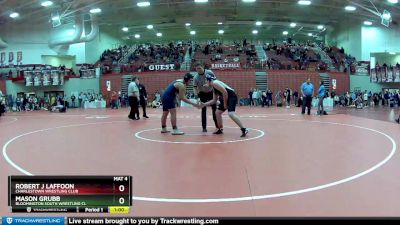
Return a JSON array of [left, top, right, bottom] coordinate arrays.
[[138, 82, 149, 118]]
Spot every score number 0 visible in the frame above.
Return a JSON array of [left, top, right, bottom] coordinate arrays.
[[118, 185, 125, 205]]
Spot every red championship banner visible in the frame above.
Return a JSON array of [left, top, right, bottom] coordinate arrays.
[[0, 52, 5, 64], [17, 51, 22, 63], [8, 52, 14, 63]]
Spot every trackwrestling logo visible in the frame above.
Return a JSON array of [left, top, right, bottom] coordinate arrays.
[[2, 217, 65, 225]]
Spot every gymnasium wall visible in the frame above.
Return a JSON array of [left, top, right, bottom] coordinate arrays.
[[361, 26, 400, 61], [326, 23, 400, 61], [267, 71, 320, 95], [266, 71, 349, 95], [327, 72, 350, 94], [326, 23, 362, 60], [0, 22, 123, 65], [101, 70, 350, 104], [100, 70, 257, 102]]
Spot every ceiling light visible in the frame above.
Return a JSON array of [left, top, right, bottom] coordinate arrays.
[[9, 12, 19, 18], [190, 31, 196, 35], [185, 23, 191, 26], [90, 8, 102, 14], [147, 25, 153, 29], [283, 31, 288, 35], [317, 25, 324, 29], [364, 21, 373, 26], [194, 0, 208, 3], [290, 23, 297, 27], [308, 33, 313, 36], [137, 1, 150, 7], [388, 0, 398, 3], [345, 6, 356, 11], [134, 34, 140, 39], [122, 27, 129, 32], [389, 52, 396, 55], [255, 21, 262, 26], [51, 15, 60, 21], [218, 22, 223, 25], [252, 30, 258, 34], [41, 1, 53, 7], [242, 0, 256, 2], [298, 0, 311, 5], [218, 30, 224, 34], [156, 32, 162, 37]]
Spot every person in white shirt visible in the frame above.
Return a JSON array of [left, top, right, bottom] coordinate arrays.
[[252, 89, 258, 106], [363, 91, 368, 107], [128, 77, 140, 120]]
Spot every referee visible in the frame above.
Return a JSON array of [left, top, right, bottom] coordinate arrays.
[[128, 77, 140, 120], [301, 77, 314, 115], [193, 62, 218, 132]]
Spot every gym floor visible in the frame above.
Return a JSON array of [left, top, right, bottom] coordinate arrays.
[[0, 106, 399, 217]]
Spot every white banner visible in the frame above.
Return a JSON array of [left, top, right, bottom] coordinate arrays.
[[106, 81, 111, 91], [211, 63, 241, 69], [332, 79, 337, 90]]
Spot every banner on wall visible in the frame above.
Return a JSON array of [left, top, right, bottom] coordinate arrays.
[[355, 66, 369, 75], [332, 79, 337, 90], [51, 70, 60, 86], [24, 71, 33, 87], [0, 52, 5, 64], [43, 71, 51, 86], [8, 52, 13, 62], [211, 62, 241, 70], [354, 61, 370, 75], [8, 52, 14, 65], [370, 67, 400, 83], [106, 81, 111, 91], [148, 64, 175, 71], [17, 51, 22, 63], [33, 71, 42, 86], [370, 68, 377, 82]]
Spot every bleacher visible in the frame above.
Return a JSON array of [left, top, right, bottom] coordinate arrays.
[[191, 42, 258, 70], [95, 41, 358, 74]]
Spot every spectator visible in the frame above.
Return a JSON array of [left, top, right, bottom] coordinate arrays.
[[248, 89, 254, 107], [71, 94, 76, 108], [285, 87, 291, 108], [111, 91, 118, 109], [317, 80, 325, 115]]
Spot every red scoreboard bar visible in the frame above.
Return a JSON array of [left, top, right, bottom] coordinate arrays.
[[8, 176, 132, 213]]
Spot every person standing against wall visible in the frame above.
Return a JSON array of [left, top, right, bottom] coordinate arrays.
[[317, 80, 325, 115], [71, 94, 76, 108], [301, 77, 314, 115], [248, 88, 254, 107], [0, 89, 4, 117], [285, 87, 291, 108]]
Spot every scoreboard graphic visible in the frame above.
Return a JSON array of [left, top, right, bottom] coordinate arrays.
[[8, 176, 132, 213]]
